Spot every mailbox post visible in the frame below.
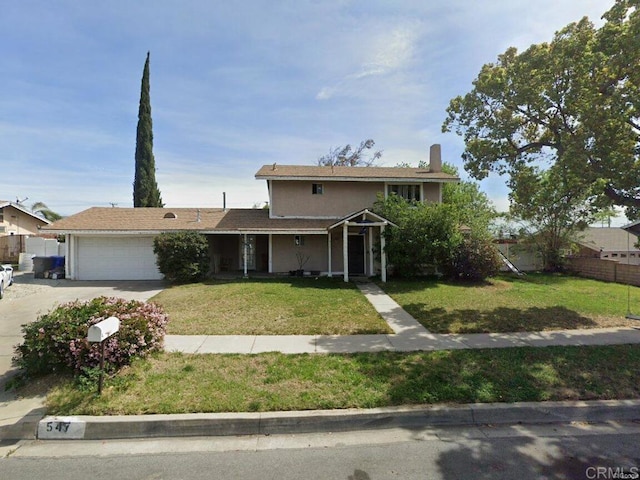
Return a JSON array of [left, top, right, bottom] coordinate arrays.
[[87, 316, 120, 395]]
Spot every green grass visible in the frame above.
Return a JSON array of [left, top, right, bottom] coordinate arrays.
[[380, 273, 640, 333], [154, 277, 392, 335], [43, 344, 640, 415]]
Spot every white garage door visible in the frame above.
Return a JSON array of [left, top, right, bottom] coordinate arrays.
[[76, 236, 162, 280]]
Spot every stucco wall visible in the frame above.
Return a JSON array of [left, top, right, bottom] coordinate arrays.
[[271, 234, 329, 272], [270, 180, 443, 218], [423, 183, 441, 203], [270, 181, 383, 217], [0, 205, 47, 236]]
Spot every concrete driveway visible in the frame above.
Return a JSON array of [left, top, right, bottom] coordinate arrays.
[[0, 272, 166, 389]]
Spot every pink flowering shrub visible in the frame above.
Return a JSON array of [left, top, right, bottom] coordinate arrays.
[[14, 297, 169, 377]]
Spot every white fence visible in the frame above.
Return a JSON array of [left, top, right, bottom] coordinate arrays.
[[18, 237, 65, 271], [496, 243, 543, 272]]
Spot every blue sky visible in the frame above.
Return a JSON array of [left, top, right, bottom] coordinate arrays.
[[1, 0, 616, 219]]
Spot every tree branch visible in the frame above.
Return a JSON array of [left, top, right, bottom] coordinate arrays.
[[603, 185, 640, 208]]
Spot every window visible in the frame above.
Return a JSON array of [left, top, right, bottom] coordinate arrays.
[[388, 184, 421, 202], [312, 183, 323, 195], [294, 235, 305, 246]]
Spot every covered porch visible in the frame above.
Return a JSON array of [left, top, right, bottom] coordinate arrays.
[[327, 209, 394, 283], [206, 209, 394, 281]]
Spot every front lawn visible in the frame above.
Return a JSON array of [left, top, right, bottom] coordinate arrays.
[[154, 277, 392, 335], [44, 344, 640, 415], [381, 273, 640, 333]]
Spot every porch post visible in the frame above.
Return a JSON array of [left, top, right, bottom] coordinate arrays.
[[268, 234, 273, 273], [380, 224, 387, 283], [243, 233, 248, 278], [66, 234, 73, 279], [368, 227, 374, 277], [327, 231, 332, 277], [343, 222, 349, 282]]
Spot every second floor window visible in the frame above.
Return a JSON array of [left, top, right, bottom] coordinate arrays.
[[388, 184, 421, 202], [312, 183, 323, 195]]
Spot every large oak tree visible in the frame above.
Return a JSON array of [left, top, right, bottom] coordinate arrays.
[[442, 0, 640, 219]]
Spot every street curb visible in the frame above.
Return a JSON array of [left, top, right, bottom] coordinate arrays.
[[35, 399, 640, 441]]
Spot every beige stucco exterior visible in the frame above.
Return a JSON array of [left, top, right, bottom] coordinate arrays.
[[270, 180, 442, 218], [270, 180, 382, 218], [422, 183, 441, 203], [271, 234, 328, 272], [0, 204, 49, 236]]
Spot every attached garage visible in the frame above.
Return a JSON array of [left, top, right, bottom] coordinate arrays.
[[74, 236, 162, 280]]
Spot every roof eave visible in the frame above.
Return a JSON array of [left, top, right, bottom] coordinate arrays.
[[255, 175, 459, 183]]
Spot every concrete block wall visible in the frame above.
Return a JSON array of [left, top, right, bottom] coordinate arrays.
[[567, 257, 640, 287], [615, 262, 640, 286]]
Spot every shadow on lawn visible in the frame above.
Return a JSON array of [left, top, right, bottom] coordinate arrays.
[[341, 345, 640, 478], [202, 276, 362, 291], [380, 272, 580, 294], [403, 305, 596, 333]]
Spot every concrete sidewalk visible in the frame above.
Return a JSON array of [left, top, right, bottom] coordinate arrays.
[[164, 282, 640, 355]]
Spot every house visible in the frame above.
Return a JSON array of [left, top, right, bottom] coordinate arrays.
[[573, 227, 640, 265], [43, 144, 458, 281], [0, 201, 51, 262], [0, 201, 51, 236]]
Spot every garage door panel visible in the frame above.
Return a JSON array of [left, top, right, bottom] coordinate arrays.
[[77, 236, 162, 280]]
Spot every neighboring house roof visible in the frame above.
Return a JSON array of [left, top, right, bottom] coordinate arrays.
[[575, 227, 639, 252], [255, 165, 459, 182], [623, 219, 640, 236], [43, 207, 338, 234], [0, 201, 52, 224]]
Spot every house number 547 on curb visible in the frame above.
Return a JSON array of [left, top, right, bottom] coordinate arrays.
[[46, 421, 71, 433], [38, 417, 86, 439]]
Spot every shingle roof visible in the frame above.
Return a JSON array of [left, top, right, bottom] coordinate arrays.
[[577, 227, 639, 252], [255, 164, 458, 182], [43, 207, 336, 233]]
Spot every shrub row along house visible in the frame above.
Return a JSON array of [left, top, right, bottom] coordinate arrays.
[[44, 145, 458, 282]]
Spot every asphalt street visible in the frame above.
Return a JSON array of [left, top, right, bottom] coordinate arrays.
[[2, 421, 640, 480]]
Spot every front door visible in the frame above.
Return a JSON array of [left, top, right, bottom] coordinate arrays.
[[348, 235, 365, 275], [240, 234, 256, 270]]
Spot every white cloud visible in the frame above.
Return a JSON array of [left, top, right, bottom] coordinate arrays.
[[316, 23, 422, 100]]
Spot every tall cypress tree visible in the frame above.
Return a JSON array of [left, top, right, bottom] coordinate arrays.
[[133, 51, 163, 207]]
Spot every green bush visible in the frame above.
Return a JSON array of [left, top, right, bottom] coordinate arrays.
[[445, 236, 502, 281], [374, 195, 462, 277], [153, 231, 210, 283], [14, 297, 169, 378]]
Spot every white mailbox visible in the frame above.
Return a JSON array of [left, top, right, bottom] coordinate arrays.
[[87, 316, 120, 343]]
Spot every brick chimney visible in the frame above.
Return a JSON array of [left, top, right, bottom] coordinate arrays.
[[429, 144, 442, 172]]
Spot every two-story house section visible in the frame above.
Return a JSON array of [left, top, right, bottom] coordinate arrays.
[[44, 145, 458, 282], [254, 145, 458, 281]]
